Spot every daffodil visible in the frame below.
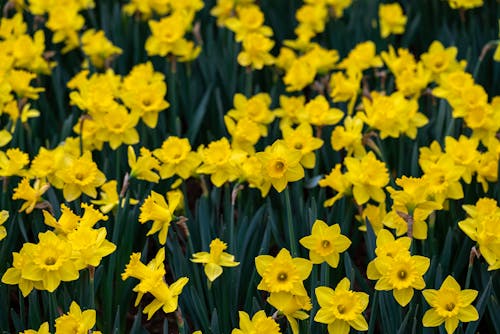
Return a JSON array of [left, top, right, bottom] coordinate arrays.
[[91, 180, 138, 213], [121, 62, 169, 128], [315, 277, 369, 334], [299, 220, 351, 267], [331, 115, 366, 157], [225, 116, 263, 153], [256, 140, 304, 193], [231, 310, 281, 334], [422, 275, 479, 333], [459, 198, 500, 270], [1, 247, 44, 296], [319, 164, 353, 207], [237, 32, 275, 70], [54, 301, 98, 334], [274, 95, 306, 129], [378, 3, 407, 38], [12, 178, 50, 214], [17, 231, 80, 292], [154, 136, 200, 180], [43, 204, 80, 236], [267, 292, 311, 334], [56, 151, 106, 202], [283, 58, 316, 91], [372, 252, 430, 306], [366, 229, 411, 280], [122, 248, 189, 319], [67, 224, 116, 270], [81, 29, 122, 69], [344, 151, 389, 205], [197, 138, 247, 187], [128, 146, 160, 183], [420, 41, 466, 83], [303, 95, 344, 127], [0, 148, 29, 177], [282, 123, 323, 169], [139, 190, 182, 245], [227, 93, 275, 136], [337, 41, 383, 72], [225, 5, 273, 42], [255, 248, 312, 296], [191, 238, 239, 282], [20, 321, 50, 334]]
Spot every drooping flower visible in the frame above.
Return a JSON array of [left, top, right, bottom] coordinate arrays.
[[315, 277, 369, 334], [267, 292, 311, 334], [422, 276, 479, 334], [128, 146, 160, 183], [139, 190, 182, 245], [12, 178, 50, 214], [191, 238, 239, 282], [91, 180, 139, 214], [458, 198, 500, 270], [43, 204, 80, 236], [319, 164, 353, 207], [122, 248, 189, 319]]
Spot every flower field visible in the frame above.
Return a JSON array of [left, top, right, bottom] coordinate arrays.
[[0, 0, 499, 333]]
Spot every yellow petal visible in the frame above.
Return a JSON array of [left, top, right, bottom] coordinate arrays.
[[204, 263, 223, 282], [393, 287, 413, 306], [422, 309, 444, 327]]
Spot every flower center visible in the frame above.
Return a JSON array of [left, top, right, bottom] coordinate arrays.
[[445, 303, 455, 312], [294, 143, 303, 150], [45, 257, 56, 265], [398, 270, 407, 279], [275, 161, 285, 171], [277, 272, 288, 282], [337, 305, 345, 314], [322, 240, 330, 248]]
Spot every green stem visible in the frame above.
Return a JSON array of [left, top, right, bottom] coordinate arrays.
[[245, 67, 253, 97], [167, 58, 179, 135], [367, 291, 379, 334], [284, 187, 297, 257], [89, 266, 95, 313], [320, 262, 330, 286], [464, 245, 478, 289], [48, 292, 58, 333], [115, 147, 121, 185]]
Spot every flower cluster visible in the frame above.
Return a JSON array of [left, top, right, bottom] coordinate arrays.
[[2, 204, 115, 295]]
